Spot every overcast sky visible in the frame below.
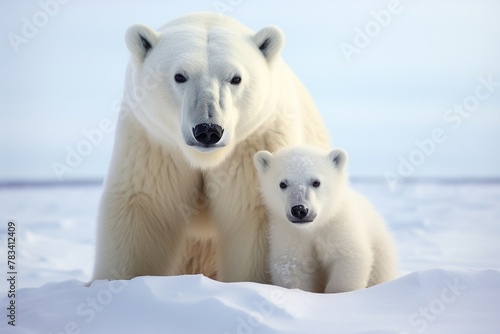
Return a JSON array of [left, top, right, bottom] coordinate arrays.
[[1, 0, 499, 182]]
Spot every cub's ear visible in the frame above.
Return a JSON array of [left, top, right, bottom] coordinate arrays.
[[125, 24, 160, 62], [328, 148, 348, 171], [252, 26, 285, 63], [254, 150, 273, 174]]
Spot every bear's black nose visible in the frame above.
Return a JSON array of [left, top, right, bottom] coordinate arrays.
[[291, 205, 308, 219], [193, 124, 224, 146]]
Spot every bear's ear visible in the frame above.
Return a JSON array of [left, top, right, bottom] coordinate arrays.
[[254, 150, 273, 174], [252, 26, 285, 63], [125, 24, 160, 62], [328, 149, 348, 171]]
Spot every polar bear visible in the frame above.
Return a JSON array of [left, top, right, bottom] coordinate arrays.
[[254, 146, 397, 293], [91, 13, 329, 283]]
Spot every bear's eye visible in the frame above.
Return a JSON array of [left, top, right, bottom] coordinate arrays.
[[279, 182, 287, 189], [312, 180, 321, 188], [230, 76, 241, 85], [174, 73, 187, 83]]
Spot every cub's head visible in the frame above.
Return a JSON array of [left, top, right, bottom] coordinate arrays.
[[123, 13, 285, 169], [254, 146, 349, 228]]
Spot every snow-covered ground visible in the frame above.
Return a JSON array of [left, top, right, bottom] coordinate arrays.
[[1, 180, 500, 332]]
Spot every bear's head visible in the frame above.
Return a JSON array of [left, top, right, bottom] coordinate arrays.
[[254, 146, 349, 229], [123, 13, 285, 168]]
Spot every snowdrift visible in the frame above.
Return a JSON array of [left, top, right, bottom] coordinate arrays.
[[4, 268, 500, 333]]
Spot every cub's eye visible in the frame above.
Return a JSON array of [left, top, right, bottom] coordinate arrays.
[[279, 182, 287, 189], [174, 73, 187, 83], [312, 180, 321, 188], [230, 76, 241, 85]]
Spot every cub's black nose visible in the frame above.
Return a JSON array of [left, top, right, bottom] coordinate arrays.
[[193, 123, 224, 146], [291, 205, 308, 219]]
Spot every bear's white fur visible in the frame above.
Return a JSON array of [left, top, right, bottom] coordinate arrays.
[[254, 146, 397, 293], [92, 13, 329, 282]]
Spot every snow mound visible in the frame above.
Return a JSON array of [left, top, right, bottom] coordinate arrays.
[[3, 268, 500, 333]]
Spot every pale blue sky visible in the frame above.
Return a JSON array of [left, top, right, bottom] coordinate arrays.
[[1, 0, 499, 181]]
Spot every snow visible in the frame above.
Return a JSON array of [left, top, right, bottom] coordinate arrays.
[[1, 181, 500, 332], [5, 269, 500, 333]]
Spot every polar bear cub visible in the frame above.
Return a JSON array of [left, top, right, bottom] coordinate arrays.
[[254, 146, 397, 293]]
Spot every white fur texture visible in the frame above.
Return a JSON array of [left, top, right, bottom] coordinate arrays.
[[254, 146, 397, 293], [92, 13, 329, 282]]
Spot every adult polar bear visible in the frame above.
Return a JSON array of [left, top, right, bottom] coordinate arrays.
[[92, 13, 329, 283]]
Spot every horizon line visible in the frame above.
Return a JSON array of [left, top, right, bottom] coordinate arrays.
[[1, 177, 500, 188]]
